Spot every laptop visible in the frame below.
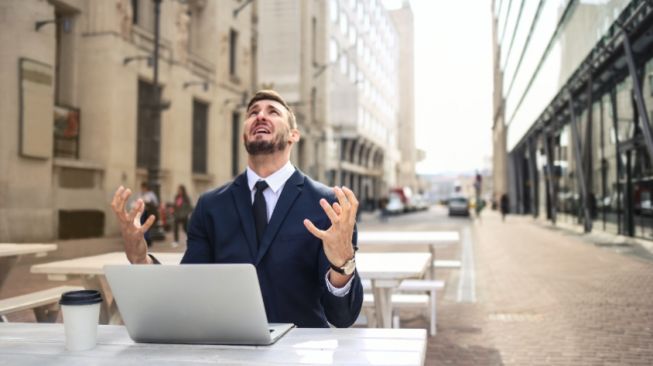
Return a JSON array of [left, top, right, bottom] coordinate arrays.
[[104, 264, 295, 345]]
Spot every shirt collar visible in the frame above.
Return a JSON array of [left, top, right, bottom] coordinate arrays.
[[246, 161, 296, 194]]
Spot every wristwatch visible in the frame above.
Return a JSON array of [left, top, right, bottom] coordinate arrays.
[[330, 256, 356, 276]]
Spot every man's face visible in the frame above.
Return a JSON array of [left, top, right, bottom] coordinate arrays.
[[243, 99, 297, 155]]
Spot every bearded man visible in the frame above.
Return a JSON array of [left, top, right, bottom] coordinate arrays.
[[111, 90, 363, 328]]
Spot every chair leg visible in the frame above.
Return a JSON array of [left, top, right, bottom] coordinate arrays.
[[429, 290, 436, 336], [364, 308, 377, 328], [392, 312, 400, 329]]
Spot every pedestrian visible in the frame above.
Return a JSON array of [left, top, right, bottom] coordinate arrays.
[[111, 90, 363, 328], [172, 184, 193, 247], [137, 182, 159, 247], [500, 193, 509, 222]]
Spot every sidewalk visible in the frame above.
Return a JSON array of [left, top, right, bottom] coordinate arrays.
[[421, 211, 653, 365]]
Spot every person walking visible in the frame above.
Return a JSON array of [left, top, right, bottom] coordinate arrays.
[[500, 193, 509, 222], [172, 184, 193, 247]]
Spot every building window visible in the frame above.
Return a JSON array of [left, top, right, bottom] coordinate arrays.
[[136, 80, 160, 169], [231, 111, 240, 177], [329, 38, 339, 63], [229, 29, 238, 77], [192, 99, 209, 174], [131, 0, 139, 25], [330, 0, 338, 23]]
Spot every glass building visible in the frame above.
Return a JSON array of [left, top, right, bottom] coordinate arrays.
[[493, 0, 653, 239]]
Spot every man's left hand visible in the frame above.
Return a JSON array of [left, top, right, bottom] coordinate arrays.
[[304, 186, 358, 276]]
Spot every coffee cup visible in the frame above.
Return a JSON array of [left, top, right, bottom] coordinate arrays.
[[59, 290, 103, 351]]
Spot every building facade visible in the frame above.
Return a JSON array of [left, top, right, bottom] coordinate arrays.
[[389, 1, 419, 193], [493, 0, 653, 240], [257, 0, 405, 210], [0, 0, 254, 241]]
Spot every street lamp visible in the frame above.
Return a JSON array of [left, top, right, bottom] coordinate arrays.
[[146, 0, 167, 241]]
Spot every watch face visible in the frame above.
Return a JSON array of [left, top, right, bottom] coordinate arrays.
[[343, 258, 356, 275]]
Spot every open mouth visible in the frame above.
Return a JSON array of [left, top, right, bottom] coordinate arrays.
[[252, 124, 272, 137]]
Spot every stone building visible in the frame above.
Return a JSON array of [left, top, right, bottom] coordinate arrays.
[[0, 0, 254, 241]]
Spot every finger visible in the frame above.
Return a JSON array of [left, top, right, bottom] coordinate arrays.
[[140, 214, 156, 232], [117, 188, 132, 215], [332, 202, 342, 215], [111, 186, 125, 213], [334, 187, 351, 223], [342, 186, 359, 224], [127, 199, 144, 224], [303, 219, 326, 239], [320, 198, 340, 225]]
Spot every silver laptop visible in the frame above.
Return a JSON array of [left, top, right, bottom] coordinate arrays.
[[104, 264, 295, 345]]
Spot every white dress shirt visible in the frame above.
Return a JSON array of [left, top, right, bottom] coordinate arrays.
[[246, 162, 354, 296]]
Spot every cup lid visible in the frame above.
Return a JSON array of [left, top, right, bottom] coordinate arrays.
[[59, 290, 102, 305]]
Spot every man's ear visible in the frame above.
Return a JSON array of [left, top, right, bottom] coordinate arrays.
[[289, 129, 300, 143]]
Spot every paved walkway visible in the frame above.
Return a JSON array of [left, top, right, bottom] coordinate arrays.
[[422, 211, 653, 365]]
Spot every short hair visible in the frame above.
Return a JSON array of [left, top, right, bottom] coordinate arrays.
[[246, 90, 297, 129]]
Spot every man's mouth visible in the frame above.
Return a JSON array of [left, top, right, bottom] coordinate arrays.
[[252, 125, 272, 136]]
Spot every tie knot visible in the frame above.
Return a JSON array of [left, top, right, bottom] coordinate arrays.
[[255, 180, 269, 192]]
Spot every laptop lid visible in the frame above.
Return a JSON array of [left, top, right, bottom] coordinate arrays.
[[104, 264, 294, 346]]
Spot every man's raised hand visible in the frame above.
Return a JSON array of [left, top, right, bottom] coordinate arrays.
[[110, 186, 154, 264]]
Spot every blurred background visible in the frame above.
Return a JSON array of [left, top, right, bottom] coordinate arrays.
[[2, 0, 653, 244]]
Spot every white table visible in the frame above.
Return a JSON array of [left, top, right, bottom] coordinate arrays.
[[0, 323, 427, 365], [30, 252, 181, 324], [356, 252, 432, 329], [31, 251, 431, 330], [0, 243, 57, 290], [358, 231, 459, 279]]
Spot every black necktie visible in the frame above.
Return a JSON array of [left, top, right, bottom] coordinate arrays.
[[253, 180, 269, 248]]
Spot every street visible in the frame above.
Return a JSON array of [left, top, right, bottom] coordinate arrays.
[[3, 206, 653, 365]]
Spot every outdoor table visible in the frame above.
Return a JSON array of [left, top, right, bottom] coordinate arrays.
[[0, 323, 427, 365], [358, 231, 459, 278], [356, 252, 432, 329], [0, 243, 57, 290], [30, 252, 181, 324], [31, 251, 430, 330]]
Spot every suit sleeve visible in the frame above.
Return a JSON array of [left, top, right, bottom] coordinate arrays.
[[319, 225, 363, 328], [180, 194, 215, 264]]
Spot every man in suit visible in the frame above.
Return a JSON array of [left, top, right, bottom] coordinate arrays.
[[111, 90, 363, 328]]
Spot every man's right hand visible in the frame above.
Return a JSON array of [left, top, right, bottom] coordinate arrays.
[[110, 186, 155, 264]]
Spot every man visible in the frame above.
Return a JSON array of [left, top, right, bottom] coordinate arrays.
[[111, 90, 363, 328]]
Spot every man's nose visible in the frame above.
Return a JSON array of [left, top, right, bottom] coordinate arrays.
[[255, 111, 267, 121]]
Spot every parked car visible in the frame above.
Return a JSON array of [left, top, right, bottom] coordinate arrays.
[[448, 196, 470, 217], [390, 186, 416, 212], [385, 193, 405, 215]]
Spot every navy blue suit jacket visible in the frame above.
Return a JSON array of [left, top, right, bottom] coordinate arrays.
[[180, 169, 363, 328]]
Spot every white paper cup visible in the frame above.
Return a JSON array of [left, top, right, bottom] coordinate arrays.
[[60, 290, 103, 351]]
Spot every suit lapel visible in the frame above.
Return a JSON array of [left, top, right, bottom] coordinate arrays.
[[231, 173, 258, 260], [256, 170, 304, 264]]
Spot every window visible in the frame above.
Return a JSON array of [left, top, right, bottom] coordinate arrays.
[[229, 29, 238, 77], [131, 0, 138, 25], [330, 0, 339, 23], [329, 38, 338, 63], [231, 111, 240, 177], [136, 80, 160, 168], [192, 99, 209, 174]]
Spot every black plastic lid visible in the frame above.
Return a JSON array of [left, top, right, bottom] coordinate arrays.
[[59, 290, 103, 305]]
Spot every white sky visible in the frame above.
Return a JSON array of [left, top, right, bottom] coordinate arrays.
[[386, 1, 494, 175]]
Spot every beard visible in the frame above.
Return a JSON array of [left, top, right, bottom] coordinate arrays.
[[245, 131, 289, 155]]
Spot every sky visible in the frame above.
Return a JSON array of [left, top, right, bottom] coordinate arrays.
[[386, 1, 494, 175]]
